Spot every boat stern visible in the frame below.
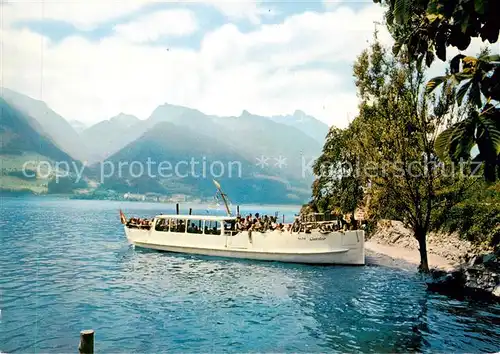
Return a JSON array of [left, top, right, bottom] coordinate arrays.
[[341, 230, 365, 265]]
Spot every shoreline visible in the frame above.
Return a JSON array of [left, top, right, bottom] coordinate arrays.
[[365, 240, 455, 271], [363, 220, 484, 272], [0, 193, 304, 208]]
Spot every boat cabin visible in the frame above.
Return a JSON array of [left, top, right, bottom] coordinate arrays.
[[153, 215, 238, 236]]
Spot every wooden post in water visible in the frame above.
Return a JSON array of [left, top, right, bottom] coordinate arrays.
[[282, 214, 285, 224], [78, 329, 94, 354], [237, 205, 240, 217], [189, 208, 192, 215], [176, 203, 179, 215]]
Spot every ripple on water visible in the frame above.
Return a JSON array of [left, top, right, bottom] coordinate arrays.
[[1, 198, 500, 353]]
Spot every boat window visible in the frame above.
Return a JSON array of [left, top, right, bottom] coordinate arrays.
[[204, 220, 221, 235], [155, 218, 169, 232], [171, 219, 186, 233], [224, 220, 238, 236], [187, 219, 203, 234]]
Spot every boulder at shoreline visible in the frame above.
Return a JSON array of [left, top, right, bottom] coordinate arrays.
[[427, 250, 500, 302]]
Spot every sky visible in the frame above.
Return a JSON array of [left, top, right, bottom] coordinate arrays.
[[1, 0, 498, 128]]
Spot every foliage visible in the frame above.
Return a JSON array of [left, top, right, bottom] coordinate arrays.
[[310, 127, 364, 215], [427, 51, 500, 106], [434, 105, 500, 181], [310, 37, 461, 272], [373, 0, 500, 182], [373, 0, 499, 65], [435, 182, 500, 247], [427, 49, 500, 182]]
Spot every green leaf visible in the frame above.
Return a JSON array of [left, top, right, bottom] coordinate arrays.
[[425, 50, 434, 67], [456, 81, 472, 105], [426, 76, 447, 93], [478, 110, 500, 154], [392, 42, 402, 56], [454, 71, 474, 81], [394, 0, 411, 23], [435, 127, 454, 159], [417, 54, 424, 71], [476, 112, 500, 181], [436, 38, 446, 61], [461, 13, 469, 33], [469, 84, 483, 108], [474, 0, 485, 15], [386, 8, 394, 25], [449, 119, 476, 161], [426, 0, 440, 14], [482, 54, 500, 62]]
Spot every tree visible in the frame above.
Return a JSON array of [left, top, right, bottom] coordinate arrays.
[[374, 0, 500, 182], [433, 105, 500, 181], [310, 127, 364, 218], [428, 50, 500, 181], [310, 37, 459, 272], [373, 0, 499, 65], [427, 52, 500, 106]]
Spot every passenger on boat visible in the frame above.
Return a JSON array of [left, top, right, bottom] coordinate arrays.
[[252, 218, 263, 232], [245, 217, 251, 230], [127, 217, 139, 228], [262, 215, 269, 230], [155, 218, 167, 231], [236, 217, 246, 231]]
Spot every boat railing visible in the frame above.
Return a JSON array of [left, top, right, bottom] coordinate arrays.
[[299, 212, 342, 223]]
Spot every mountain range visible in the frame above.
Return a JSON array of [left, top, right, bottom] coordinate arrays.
[[0, 88, 329, 203]]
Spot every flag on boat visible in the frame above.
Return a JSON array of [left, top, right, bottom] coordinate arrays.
[[119, 209, 127, 224]]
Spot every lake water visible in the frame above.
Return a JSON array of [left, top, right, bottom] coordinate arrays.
[[1, 197, 499, 353]]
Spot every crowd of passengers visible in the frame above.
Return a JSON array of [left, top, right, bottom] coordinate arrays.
[[126, 217, 153, 229], [127, 213, 359, 233], [235, 213, 286, 232]]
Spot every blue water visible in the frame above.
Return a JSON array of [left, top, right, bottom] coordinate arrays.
[[1, 197, 499, 353]]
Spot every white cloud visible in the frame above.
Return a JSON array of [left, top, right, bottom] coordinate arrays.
[[113, 9, 198, 43], [200, 0, 273, 24], [2, 0, 156, 30], [3, 4, 397, 128], [323, 0, 373, 11], [2, 0, 272, 29]]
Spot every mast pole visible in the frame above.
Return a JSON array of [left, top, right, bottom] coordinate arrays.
[[213, 179, 232, 216]]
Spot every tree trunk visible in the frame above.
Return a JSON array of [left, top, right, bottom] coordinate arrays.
[[351, 212, 356, 230], [416, 228, 429, 273], [484, 161, 496, 182]]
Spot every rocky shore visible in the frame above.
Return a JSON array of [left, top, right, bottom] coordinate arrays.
[[428, 250, 500, 301], [366, 220, 499, 301]]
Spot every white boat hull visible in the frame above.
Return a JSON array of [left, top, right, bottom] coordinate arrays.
[[125, 226, 365, 265]]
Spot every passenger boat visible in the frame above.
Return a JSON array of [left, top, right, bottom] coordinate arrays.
[[120, 181, 365, 265]]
